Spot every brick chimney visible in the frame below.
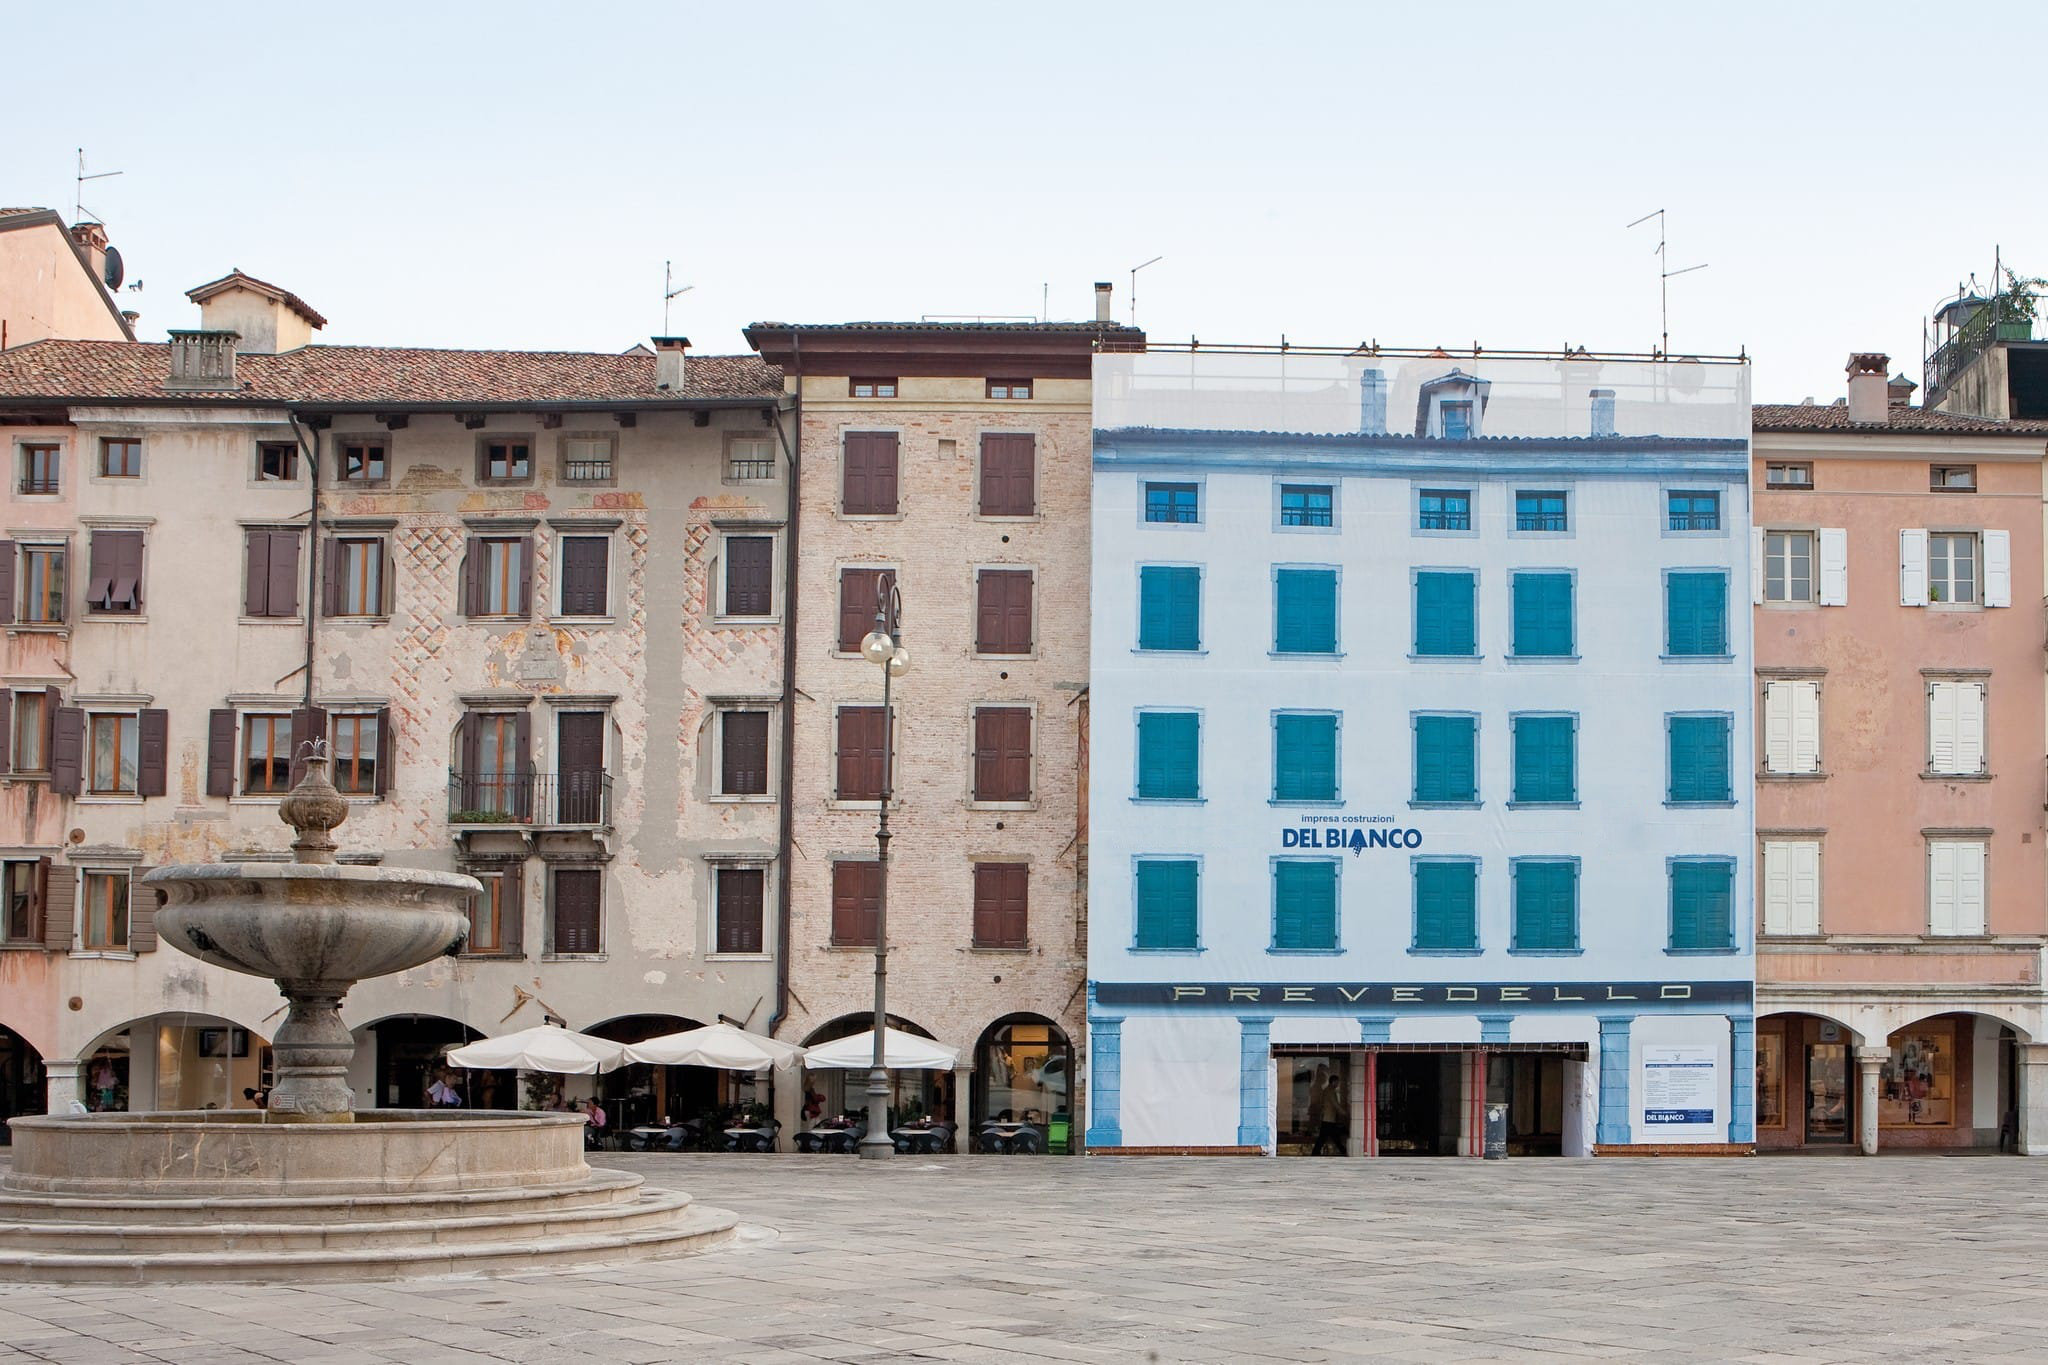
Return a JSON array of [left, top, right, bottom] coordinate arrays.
[[1845, 353, 1889, 424], [166, 330, 240, 390], [69, 222, 108, 286], [652, 336, 689, 392], [1094, 282, 1113, 324]]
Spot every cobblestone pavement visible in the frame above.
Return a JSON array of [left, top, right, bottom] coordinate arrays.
[[4, 1153, 2048, 1363]]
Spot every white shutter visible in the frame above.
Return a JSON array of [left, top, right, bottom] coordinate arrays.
[[1899, 528, 1928, 607], [1983, 529, 2011, 607], [1955, 680, 1987, 774], [1762, 682, 1793, 774], [1928, 680, 1986, 775], [1790, 680, 1821, 774], [1928, 841, 1959, 935], [1788, 840, 1821, 934], [1762, 841, 1793, 935], [1956, 841, 1987, 934], [1751, 526, 1766, 605], [1818, 528, 1848, 606]]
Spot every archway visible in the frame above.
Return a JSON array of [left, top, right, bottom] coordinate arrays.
[[356, 1015, 504, 1111], [0, 1023, 46, 1141], [971, 1014, 1073, 1145], [800, 1013, 944, 1127], [80, 1013, 275, 1113], [586, 1014, 720, 1132], [1870, 1011, 2015, 1152], [1756, 1011, 1864, 1152]]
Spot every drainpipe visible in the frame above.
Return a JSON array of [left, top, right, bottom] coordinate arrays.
[[290, 414, 322, 705], [766, 338, 803, 1039]]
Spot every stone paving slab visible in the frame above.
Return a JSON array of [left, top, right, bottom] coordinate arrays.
[[4, 1154, 2048, 1361]]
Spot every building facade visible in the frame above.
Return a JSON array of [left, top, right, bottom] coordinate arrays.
[[1086, 348, 1756, 1156], [0, 209, 135, 349]]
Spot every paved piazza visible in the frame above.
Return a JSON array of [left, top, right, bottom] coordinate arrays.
[[4, 1154, 2048, 1362]]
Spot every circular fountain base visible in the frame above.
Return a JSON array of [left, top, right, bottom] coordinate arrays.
[[0, 1111, 737, 1283]]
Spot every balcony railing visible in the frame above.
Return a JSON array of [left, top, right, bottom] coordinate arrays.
[[562, 458, 613, 483], [1926, 292, 2037, 402], [447, 770, 612, 827]]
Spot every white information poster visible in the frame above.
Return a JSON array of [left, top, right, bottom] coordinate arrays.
[[1642, 1045, 1718, 1125]]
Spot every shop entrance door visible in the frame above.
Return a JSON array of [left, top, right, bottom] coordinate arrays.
[[1495, 1054, 1565, 1156], [1376, 1053, 1453, 1155], [1804, 1043, 1851, 1143]]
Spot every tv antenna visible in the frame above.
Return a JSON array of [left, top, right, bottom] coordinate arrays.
[[1130, 255, 1163, 327], [74, 148, 123, 225], [1626, 209, 1706, 357], [663, 260, 694, 335]]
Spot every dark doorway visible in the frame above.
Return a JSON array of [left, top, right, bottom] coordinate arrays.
[[1376, 1053, 1454, 1155], [1805, 1042, 1851, 1143], [0, 1025, 45, 1142], [1490, 1053, 1565, 1156], [557, 712, 605, 824], [370, 1016, 499, 1110]]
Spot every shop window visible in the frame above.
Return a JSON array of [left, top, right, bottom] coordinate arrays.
[[1879, 1026, 1956, 1128]]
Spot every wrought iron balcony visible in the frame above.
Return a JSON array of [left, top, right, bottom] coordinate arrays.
[[446, 770, 612, 828]]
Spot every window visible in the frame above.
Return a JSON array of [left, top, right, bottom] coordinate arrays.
[[1279, 484, 1333, 528], [1514, 490, 1567, 532], [19, 443, 60, 495], [3, 858, 42, 943], [62, 708, 163, 799], [1510, 572, 1573, 657], [1903, 528, 2007, 607], [11, 689, 49, 773], [337, 440, 387, 484], [17, 544, 65, 623], [330, 711, 384, 796], [1512, 860, 1578, 951], [85, 530, 143, 615], [1927, 840, 1987, 936], [726, 436, 774, 482], [1439, 401, 1474, 441], [1668, 714, 1733, 803], [478, 438, 532, 483], [1272, 859, 1338, 952], [835, 706, 889, 801], [837, 567, 895, 653], [1134, 858, 1198, 950], [1926, 679, 1987, 776], [978, 434, 1036, 516], [549, 866, 603, 955], [1928, 532, 1977, 604], [464, 536, 530, 617], [464, 869, 509, 954], [1761, 679, 1821, 775], [1766, 462, 1813, 489], [975, 569, 1034, 655], [556, 535, 609, 617], [972, 863, 1028, 948], [841, 432, 899, 515], [561, 436, 614, 483], [98, 438, 141, 478], [719, 710, 770, 796], [89, 713, 139, 794], [80, 871, 129, 951], [1135, 711, 1199, 801], [1413, 714, 1477, 805], [1418, 488, 1470, 531], [257, 441, 298, 481], [1413, 861, 1478, 952], [830, 860, 880, 946], [242, 712, 293, 796], [722, 535, 774, 617], [1763, 531, 1813, 603], [1762, 840, 1821, 936], [1274, 567, 1338, 655], [453, 711, 530, 819], [972, 706, 1032, 803], [1144, 482, 1200, 524], [243, 528, 302, 619], [849, 378, 897, 398], [1137, 566, 1200, 651], [986, 379, 1033, 400], [1664, 571, 1728, 656], [715, 867, 766, 954], [1667, 490, 1720, 531], [1413, 571, 1476, 657], [1511, 715, 1575, 804], [328, 537, 386, 617], [1669, 860, 1735, 952], [1931, 465, 1977, 491], [1273, 712, 1338, 803]]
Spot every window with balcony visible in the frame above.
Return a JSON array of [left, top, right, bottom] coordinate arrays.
[[560, 436, 614, 483], [1144, 481, 1200, 524], [725, 436, 774, 482], [18, 444, 59, 495], [1279, 483, 1334, 528], [1417, 488, 1471, 531]]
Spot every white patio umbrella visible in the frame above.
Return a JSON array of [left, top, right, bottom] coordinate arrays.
[[623, 1022, 804, 1072], [800, 1026, 959, 1071], [445, 1024, 626, 1075]]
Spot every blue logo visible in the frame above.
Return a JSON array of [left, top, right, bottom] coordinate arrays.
[[1281, 826, 1423, 855]]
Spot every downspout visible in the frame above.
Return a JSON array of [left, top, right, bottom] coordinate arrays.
[[767, 338, 803, 1039], [290, 414, 322, 705]]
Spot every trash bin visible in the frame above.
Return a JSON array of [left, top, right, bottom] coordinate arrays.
[[1483, 1103, 1508, 1159]]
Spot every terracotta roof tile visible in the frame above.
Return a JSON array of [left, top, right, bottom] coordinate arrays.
[[1751, 403, 2048, 435]]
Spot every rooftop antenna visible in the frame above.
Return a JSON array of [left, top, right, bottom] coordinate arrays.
[[663, 260, 694, 336], [1626, 209, 1706, 357], [1130, 255, 1163, 327], [74, 148, 123, 225]]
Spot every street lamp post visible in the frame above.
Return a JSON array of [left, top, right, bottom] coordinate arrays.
[[857, 576, 910, 1159]]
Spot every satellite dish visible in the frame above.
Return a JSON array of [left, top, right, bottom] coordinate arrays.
[[102, 245, 124, 291]]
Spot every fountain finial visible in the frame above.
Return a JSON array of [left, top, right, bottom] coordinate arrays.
[[278, 741, 348, 865]]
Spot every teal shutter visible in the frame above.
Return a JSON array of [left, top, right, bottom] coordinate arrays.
[[1414, 715, 1476, 803], [1414, 861, 1477, 950], [1274, 713, 1338, 801], [1514, 861, 1577, 950], [1666, 572, 1727, 656], [1670, 861, 1733, 950], [1140, 567, 1201, 651], [1275, 568, 1337, 654], [1668, 715, 1732, 802], [1414, 571, 1475, 656], [1137, 712, 1198, 800], [1512, 715, 1575, 803], [1135, 860, 1198, 948], [1273, 861, 1337, 951], [1512, 572, 1573, 657]]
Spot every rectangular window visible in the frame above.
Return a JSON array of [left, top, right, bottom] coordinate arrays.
[[1273, 567, 1338, 655], [243, 528, 302, 619], [1439, 401, 1474, 441], [1667, 490, 1720, 531], [88, 713, 139, 795], [841, 432, 899, 515], [1928, 532, 1977, 604], [1510, 572, 1573, 657], [972, 863, 1029, 948], [1414, 714, 1477, 805], [19, 443, 60, 495], [719, 710, 770, 796], [85, 529, 144, 615], [1668, 714, 1733, 803], [1144, 481, 1200, 524], [330, 712, 382, 796], [337, 440, 387, 484], [3, 858, 40, 943], [1135, 711, 1199, 800], [978, 433, 1036, 516], [1514, 490, 1567, 531], [20, 544, 65, 624], [1273, 859, 1338, 952], [722, 535, 774, 617], [1134, 858, 1198, 950], [835, 706, 889, 801], [478, 439, 532, 483], [986, 379, 1033, 400], [1669, 860, 1735, 952], [1418, 488, 1471, 531], [98, 438, 141, 478], [332, 538, 385, 617], [549, 867, 602, 955], [470, 537, 527, 617], [1273, 712, 1339, 803], [725, 436, 773, 482], [81, 871, 129, 951], [849, 378, 897, 399], [1137, 566, 1201, 651], [1931, 465, 1977, 491], [715, 867, 765, 954], [1762, 679, 1822, 775], [1512, 860, 1578, 951], [1413, 861, 1478, 952], [830, 860, 880, 946], [837, 567, 895, 653], [1762, 839, 1821, 936], [562, 436, 614, 483], [1279, 484, 1333, 528], [1764, 531, 1814, 603], [466, 871, 505, 953], [972, 706, 1032, 803], [1413, 570, 1476, 657], [257, 441, 298, 481], [975, 569, 1034, 655], [1511, 715, 1575, 804], [242, 713, 293, 796], [1665, 571, 1728, 656], [458, 711, 528, 819], [1927, 840, 1987, 936], [12, 690, 48, 773], [557, 535, 609, 617], [1766, 462, 1813, 489], [1926, 679, 1987, 776]]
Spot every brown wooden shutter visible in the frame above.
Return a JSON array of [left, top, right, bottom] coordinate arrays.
[[511, 709, 533, 820], [270, 530, 300, 617], [0, 540, 15, 626], [85, 531, 112, 611], [843, 432, 899, 515], [137, 709, 169, 798], [41, 860, 73, 951], [96, 530, 143, 612], [288, 706, 328, 789], [838, 567, 894, 653], [836, 706, 887, 801], [517, 535, 535, 616], [831, 861, 879, 946], [129, 871, 157, 953], [243, 530, 267, 616], [974, 708, 1032, 802], [721, 711, 769, 796], [461, 537, 482, 616], [561, 537, 608, 616], [979, 434, 1036, 517], [205, 708, 237, 798], [321, 537, 342, 617], [0, 689, 12, 774], [724, 537, 773, 616], [374, 705, 393, 795], [557, 711, 604, 822], [43, 687, 59, 770], [551, 867, 601, 954], [976, 570, 1033, 654], [973, 863, 1029, 948], [716, 867, 765, 953], [50, 706, 84, 796], [498, 862, 525, 957]]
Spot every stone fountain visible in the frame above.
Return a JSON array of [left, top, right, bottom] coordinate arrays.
[[0, 753, 736, 1283]]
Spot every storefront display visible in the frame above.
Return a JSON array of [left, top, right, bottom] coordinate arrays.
[[1880, 1024, 1955, 1128], [1755, 1031, 1784, 1129]]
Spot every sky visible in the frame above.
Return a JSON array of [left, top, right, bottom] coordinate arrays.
[[6, 0, 2045, 402]]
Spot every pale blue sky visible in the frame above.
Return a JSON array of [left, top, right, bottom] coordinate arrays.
[[7, 0, 2044, 400]]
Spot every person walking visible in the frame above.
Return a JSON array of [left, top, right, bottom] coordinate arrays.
[[1310, 1064, 1347, 1156]]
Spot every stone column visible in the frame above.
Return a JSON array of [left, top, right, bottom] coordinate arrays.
[[1236, 1017, 1272, 1150], [1595, 1016, 1632, 1147], [950, 1061, 973, 1154], [2016, 1044, 2048, 1156], [43, 1058, 83, 1114], [1358, 1017, 1390, 1159], [1083, 1015, 1122, 1149], [1729, 1017, 1756, 1144], [1347, 1053, 1367, 1156], [772, 1062, 802, 1152], [1854, 1045, 1888, 1156]]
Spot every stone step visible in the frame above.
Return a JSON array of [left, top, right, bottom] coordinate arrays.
[[0, 1168, 645, 1226]]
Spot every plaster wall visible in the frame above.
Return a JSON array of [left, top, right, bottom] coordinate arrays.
[[0, 221, 128, 347]]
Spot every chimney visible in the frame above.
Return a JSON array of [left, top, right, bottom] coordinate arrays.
[[653, 335, 689, 392], [1358, 368, 1388, 434], [166, 330, 240, 390], [1888, 371, 1918, 408], [1094, 282, 1113, 324], [1845, 353, 1889, 423], [69, 222, 108, 286], [1589, 388, 1616, 437]]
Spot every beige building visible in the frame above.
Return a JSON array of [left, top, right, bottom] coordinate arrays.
[[0, 209, 136, 347]]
